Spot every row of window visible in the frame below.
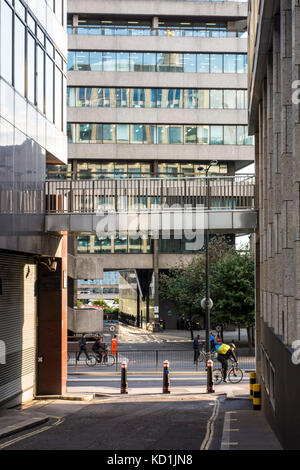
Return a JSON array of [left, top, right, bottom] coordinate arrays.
[[67, 87, 248, 110], [68, 51, 248, 74], [67, 123, 254, 146], [67, 19, 246, 38], [77, 235, 211, 255], [0, 0, 66, 130], [46, 162, 228, 179]]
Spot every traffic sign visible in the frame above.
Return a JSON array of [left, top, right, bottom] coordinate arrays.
[[201, 298, 213, 310]]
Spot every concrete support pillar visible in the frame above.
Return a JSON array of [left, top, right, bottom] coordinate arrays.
[[272, 17, 283, 336], [72, 14, 78, 34], [280, 0, 294, 345], [291, 0, 300, 341], [37, 234, 68, 396]]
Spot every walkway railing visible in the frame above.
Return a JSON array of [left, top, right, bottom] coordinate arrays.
[[67, 349, 255, 372], [45, 175, 255, 214]]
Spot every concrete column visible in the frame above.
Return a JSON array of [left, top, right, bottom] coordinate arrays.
[[272, 17, 283, 336], [72, 14, 78, 34], [37, 234, 68, 396], [280, 0, 294, 345], [292, 0, 300, 341]]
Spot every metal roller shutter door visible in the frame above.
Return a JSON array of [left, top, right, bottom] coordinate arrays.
[[0, 252, 37, 405]]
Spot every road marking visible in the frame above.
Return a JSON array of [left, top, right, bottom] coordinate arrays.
[[0, 417, 64, 449], [200, 397, 222, 451]]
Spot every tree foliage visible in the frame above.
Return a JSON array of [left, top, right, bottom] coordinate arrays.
[[159, 237, 255, 330]]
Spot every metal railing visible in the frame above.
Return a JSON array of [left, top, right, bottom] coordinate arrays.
[[45, 175, 255, 214], [67, 349, 255, 372]]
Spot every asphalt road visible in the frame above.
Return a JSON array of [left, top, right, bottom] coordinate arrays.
[[1, 394, 226, 451]]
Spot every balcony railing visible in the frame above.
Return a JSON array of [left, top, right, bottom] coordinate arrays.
[[45, 175, 255, 214]]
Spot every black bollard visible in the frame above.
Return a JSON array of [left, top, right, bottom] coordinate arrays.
[[162, 360, 171, 394], [206, 359, 215, 394], [120, 360, 128, 394]]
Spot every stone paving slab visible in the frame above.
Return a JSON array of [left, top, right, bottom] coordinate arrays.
[[0, 409, 49, 439], [221, 410, 282, 450]]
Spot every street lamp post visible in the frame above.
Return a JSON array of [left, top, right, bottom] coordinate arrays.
[[198, 160, 218, 393]]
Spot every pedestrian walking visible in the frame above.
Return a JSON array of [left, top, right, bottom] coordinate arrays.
[[193, 335, 201, 363], [76, 333, 90, 361]]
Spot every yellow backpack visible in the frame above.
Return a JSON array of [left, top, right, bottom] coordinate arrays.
[[216, 343, 231, 355]]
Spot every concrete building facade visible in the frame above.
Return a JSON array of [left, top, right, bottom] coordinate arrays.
[[248, 0, 300, 450], [0, 0, 68, 406], [62, 0, 255, 328]]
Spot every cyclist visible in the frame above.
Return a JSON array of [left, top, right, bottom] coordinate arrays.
[[215, 342, 238, 383], [92, 336, 108, 363]]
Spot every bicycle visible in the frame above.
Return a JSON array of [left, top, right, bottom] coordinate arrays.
[[213, 360, 243, 384], [197, 348, 218, 362], [86, 352, 116, 367]]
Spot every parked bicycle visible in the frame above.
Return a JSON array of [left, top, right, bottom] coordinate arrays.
[[213, 360, 243, 384], [86, 352, 116, 367]]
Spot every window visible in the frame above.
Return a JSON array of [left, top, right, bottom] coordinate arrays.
[[224, 54, 236, 73], [76, 51, 90, 70], [90, 52, 102, 71], [224, 90, 237, 109], [197, 126, 209, 144], [130, 52, 143, 72], [169, 125, 183, 144], [210, 90, 223, 109], [55, 66, 63, 130], [198, 90, 209, 108], [237, 90, 245, 109], [183, 53, 196, 73], [37, 46, 45, 113], [157, 125, 169, 144], [184, 89, 198, 108], [14, 16, 26, 96], [67, 51, 75, 70], [237, 126, 245, 145], [79, 123, 92, 142], [117, 52, 129, 71], [90, 124, 102, 143], [131, 124, 144, 144], [116, 124, 129, 143], [103, 52, 116, 71], [210, 126, 223, 145], [157, 53, 170, 72], [27, 33, 36, 104], [143, 52, 156, 72], [210, 54, 223, 73], [1, 1, 13, 84], [184, 126, 197, 144], [116, 88, 129, 107], [237, 54, 246, 73], [197, 53, 209, 73], [103, 124, 116, 143], [45, 55, 54, 122], [131, 88, 145, 108], [224, 126, 237, 145], [168, 89, 182, 108]]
